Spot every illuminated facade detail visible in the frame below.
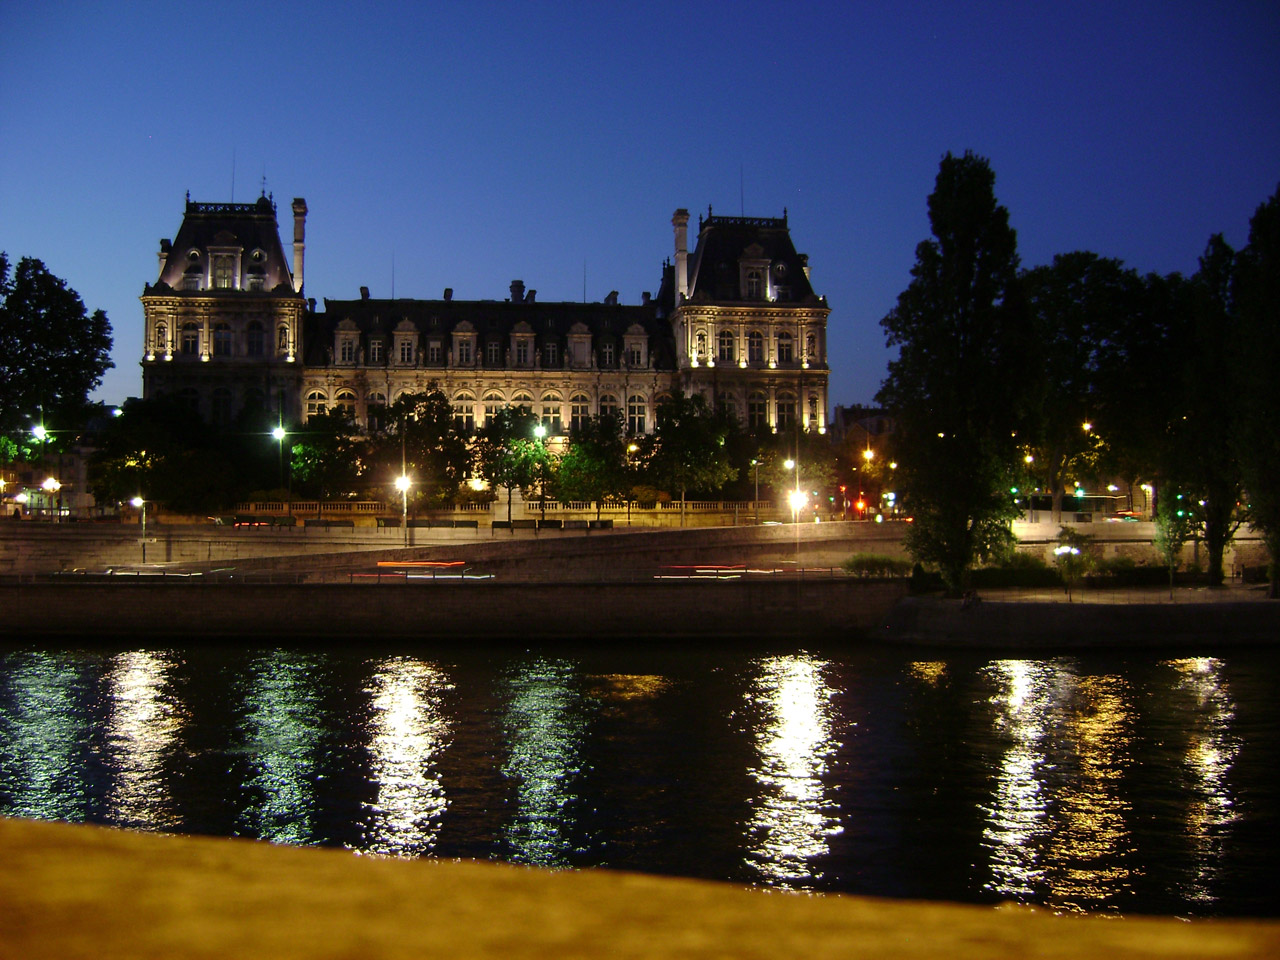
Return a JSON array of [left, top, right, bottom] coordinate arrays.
[[670, 209, 830, 433], [141, 199, 829, 435], [141, 195, 307, 422]]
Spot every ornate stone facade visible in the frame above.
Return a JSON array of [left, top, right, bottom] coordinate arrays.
[[142, 198, 829, 436]]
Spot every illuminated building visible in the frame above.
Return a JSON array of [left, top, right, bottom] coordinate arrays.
[[140, 198, 830, 435]]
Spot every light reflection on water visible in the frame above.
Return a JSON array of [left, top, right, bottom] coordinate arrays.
[[1166, 657, 1240, 905], [358, 657, 453, 857], [235, 651, 326, 845], [103, 651, 183, 829], [500, 658, 589, 866], [742, 655, 842, 888], [0, 642, 1273, 917]]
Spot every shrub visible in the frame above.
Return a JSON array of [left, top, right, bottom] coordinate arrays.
[[842, 553, 913, 578]]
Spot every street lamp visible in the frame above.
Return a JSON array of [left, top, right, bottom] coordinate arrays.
[[750, 458, 760, 522], [130, 496, 147, 563], [395, 474, 410, 547], [41, 476, 61, 520], [533, 423, 547, 524], [271, 424, 291, 515]]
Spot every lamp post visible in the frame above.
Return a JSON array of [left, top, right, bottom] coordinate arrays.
[[130, 496, 147, 563], [395, 474, 410, 547], [751, 458, 759, 522], [271, 424, 291, 516], [533, 423, 547, 525]]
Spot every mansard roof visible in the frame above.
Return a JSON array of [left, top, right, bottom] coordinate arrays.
[[684, 211, 819, 304], [145, 195, 299, 296], [305, 294, 677, 369]]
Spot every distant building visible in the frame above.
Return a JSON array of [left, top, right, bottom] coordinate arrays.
[[141, 197, 829, 435]]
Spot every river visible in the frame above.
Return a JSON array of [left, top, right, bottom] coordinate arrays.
[[1, 638, 1275, 917]]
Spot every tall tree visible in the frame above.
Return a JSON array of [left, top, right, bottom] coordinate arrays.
[[369, 387, 471, 506], [876, 151, 1033, 592], [474, 406, 550, 523], [639, 393, 737, 524], [1021, 252, 1140, 521], [0, 254, 113, 435], [555, 413, 629, 518], [1233, 186, 1280, 595]]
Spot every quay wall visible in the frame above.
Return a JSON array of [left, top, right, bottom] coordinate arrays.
[[0, 579, 910, 641]]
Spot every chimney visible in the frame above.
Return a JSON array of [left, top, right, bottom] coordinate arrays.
[[360, 286, 370, 300], [291, 198, 307, 293], [158, 238, 171, 277], [672, 209, 689, 302], [526, 289, 536, 303], [510, 279, 525, 302]]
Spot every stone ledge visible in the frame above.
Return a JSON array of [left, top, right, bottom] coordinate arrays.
[[2, 817, 1275, 959]]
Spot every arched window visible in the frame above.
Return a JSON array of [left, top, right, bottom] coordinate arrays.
[[453, 393, 475, 434], [483, 392, 505, 423], [627, 395, 646, 435], [599, 394, 619, 419], [776, 332, 794, 363], [717, 330, 735, 363], [541, 394, 562, 434], [720, 397, 738, 423], [213, 323, 232, 357], [246, 321, 264, 357], [511, 392, 534, 414], [181, 322, 199, 356], [306, 391, 327, 417], [334, 390, 357, 419], [569, 394, 591, 432], [748, 331, 764, 363], [748, 392, 769, 430], [366, 392, 387, 433]]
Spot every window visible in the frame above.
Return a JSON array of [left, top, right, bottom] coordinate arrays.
[[182, 274, 201, 291], [512, 392, 533, 414], [213, 256, 234, 289], [599, 394, 619, 419], [544, 342, 558, 367], [776, 393, 796, 430], [369, 339, 384, 364], [181, 322, 199, 356], [570, 394, 590, 432], [334, 391, 356, 419], [600, 342, 615, 367], [776, 331, 793, 363], [213, 323, 232, 357], [306, 391, 327, 416], [720, 398, 738, 423], [246, 322, 264, 357], [339, 338, 356, 363], [627, 345, 643, 366], [247, 275, 264, 291], [399, 339, 415, 364], [486, 340, 502, 366], [178, 388, 200, 414], [746, 269, 762, 299], [748, 392, 768, 430], [367, 393, 387, 432], [454, 395, 475, 434], [483, 392, 504, 423], [627, 395, 646, 435], [541, 396, 561, 433], [718, 331, 735, 363], [516, 340, 531, 366], [456, 339, 472, 365], [211, 388, 233, 426], [748, 331, 764, 363]]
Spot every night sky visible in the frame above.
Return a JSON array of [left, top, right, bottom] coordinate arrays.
[[2, 1, 1277, 411]]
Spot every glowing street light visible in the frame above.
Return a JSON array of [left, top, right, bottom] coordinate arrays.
[[130, 496, 148, 562], [395, 474, 411, 546]]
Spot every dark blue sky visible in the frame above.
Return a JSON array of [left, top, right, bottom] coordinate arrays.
[[3, 0, 1277, 409]]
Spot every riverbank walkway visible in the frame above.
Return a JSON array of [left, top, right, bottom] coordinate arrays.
[[2, 817, 1276, 959]]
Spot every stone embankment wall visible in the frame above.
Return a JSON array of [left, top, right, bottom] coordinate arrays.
[[0, 579, 908, 641]]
